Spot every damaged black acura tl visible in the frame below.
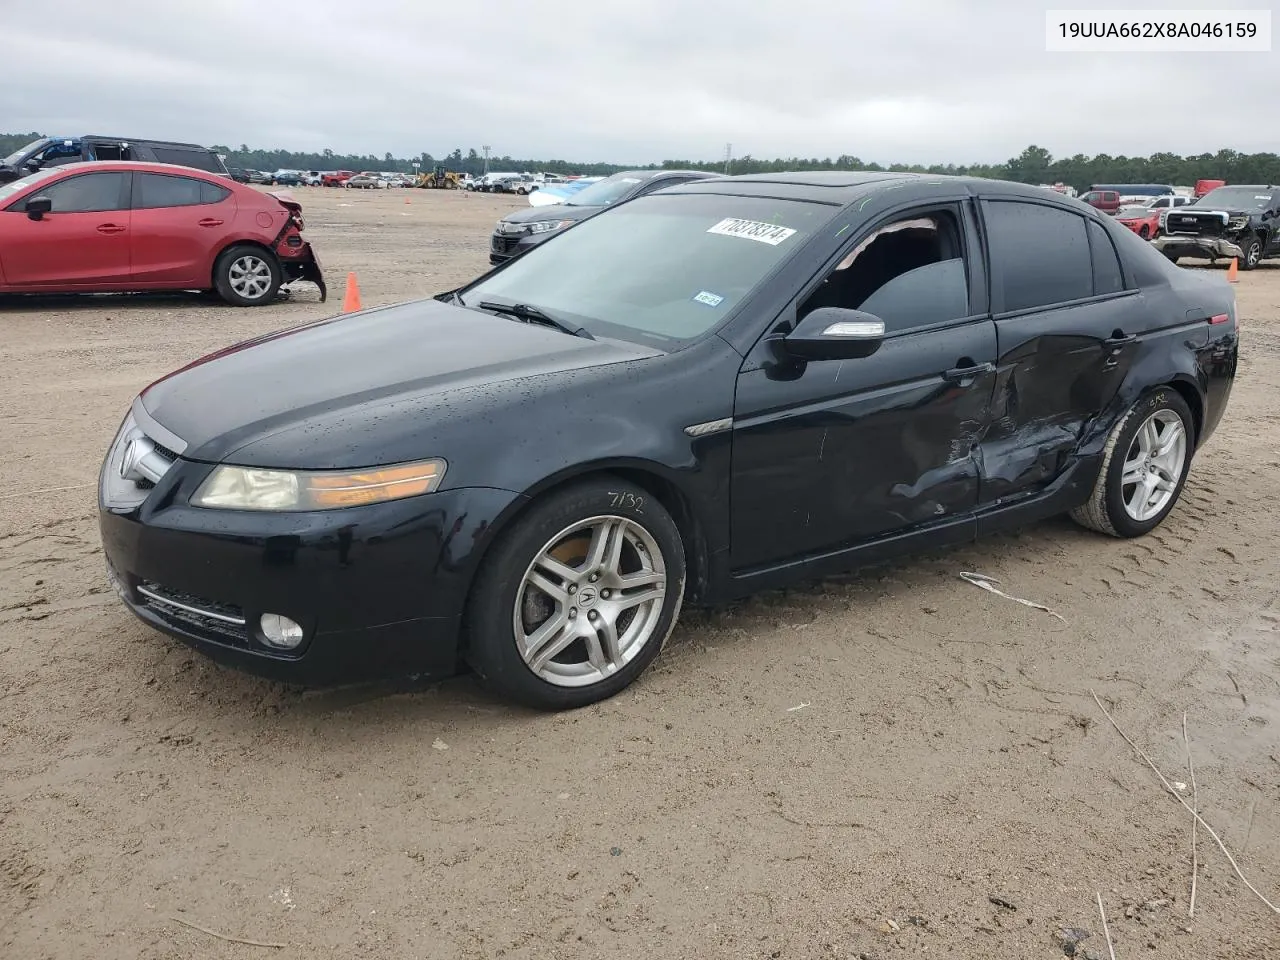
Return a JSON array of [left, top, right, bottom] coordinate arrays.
[[98, 172, 1239, 709]]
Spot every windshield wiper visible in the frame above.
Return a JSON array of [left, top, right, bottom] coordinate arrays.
[[476, 300, 595, 340]]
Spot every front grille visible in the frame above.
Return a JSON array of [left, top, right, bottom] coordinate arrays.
[[101, 411, 181, 509], [136, 580, 250, 645], [491, 236, 520, 254], [1165, 212, 1228, 238]]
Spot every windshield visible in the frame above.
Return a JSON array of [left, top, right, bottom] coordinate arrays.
[[0, 166, 66, 205], [2, 138, 50, 167], [565, 172, 651, 207], [1195, 187, 1274, 210], [462, 193, 836, 346]]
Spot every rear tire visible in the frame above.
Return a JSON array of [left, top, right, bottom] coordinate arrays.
[[213, 245, 281, 307], [465, 478, 686, 710], [1069, 387, 1194, 538]]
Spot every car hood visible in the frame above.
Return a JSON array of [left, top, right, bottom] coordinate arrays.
[[139, 298, 662, 468], [500, 202, 603, 225], [1178, 207, 1252, 218]]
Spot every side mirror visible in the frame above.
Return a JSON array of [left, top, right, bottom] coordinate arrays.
[[25, 196, 52, 220], [782, 307, 886, 361]]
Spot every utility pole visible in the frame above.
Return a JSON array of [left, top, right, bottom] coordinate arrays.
[[723, 143, 732, 175], [482, 145, 491, 176]]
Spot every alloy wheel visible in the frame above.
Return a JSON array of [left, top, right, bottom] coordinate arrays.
[[1120, 409, 1187, 522], [513, 516, 667, 688], [228, 256, 272, 300]]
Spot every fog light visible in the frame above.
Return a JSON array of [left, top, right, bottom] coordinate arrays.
[[260, 613, 304, 650]]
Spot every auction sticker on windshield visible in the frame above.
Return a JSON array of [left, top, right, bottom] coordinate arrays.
[[707, 218, 798, 245]]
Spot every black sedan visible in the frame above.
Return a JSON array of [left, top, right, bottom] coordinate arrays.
[[98, 171, 1238, 709], [489, 168, 719, 264]]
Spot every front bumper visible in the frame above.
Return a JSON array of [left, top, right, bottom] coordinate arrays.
[[1152, 234, 1244, 260], [279, 242, 327, 301], [489, 231, 550, 265], [99, 469, 524, 686]]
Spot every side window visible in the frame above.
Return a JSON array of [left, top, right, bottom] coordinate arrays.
[[982, 200, 1093, 312], [200, 180, 231, 204], [1087, 220, 1124, 296], [136, 173, 216, 208], [800, 210, 970, 333], [19, 172, 128, 213]]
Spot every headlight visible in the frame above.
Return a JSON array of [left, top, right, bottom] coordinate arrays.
[[528, 219, 571, 235], [191, 458, 446, 511], [1227, 216, 1248, 230]]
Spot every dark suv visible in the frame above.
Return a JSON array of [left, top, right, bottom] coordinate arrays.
[[1153, 185, 1280, 269], [0, 136, 228, 184], [489, 169, 719, 264]]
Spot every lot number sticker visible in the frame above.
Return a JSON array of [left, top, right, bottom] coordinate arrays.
[[692, 291, 724, 307], [707, 218, 797, 246]]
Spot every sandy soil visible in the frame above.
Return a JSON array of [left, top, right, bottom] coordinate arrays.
[[2, 186, 1277, 960]]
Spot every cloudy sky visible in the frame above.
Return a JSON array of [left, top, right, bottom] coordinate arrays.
[[4, 1, 1275, 165]]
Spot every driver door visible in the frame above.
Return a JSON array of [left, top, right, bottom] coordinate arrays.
[[0, 171, 132, 286], [729, 201, 998, 572]]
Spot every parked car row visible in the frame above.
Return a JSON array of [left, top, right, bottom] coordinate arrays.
[[224, 168, 417, 188], [1075, 180, 1280, 269]]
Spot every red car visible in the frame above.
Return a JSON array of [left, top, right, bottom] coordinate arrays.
[[1079, 189, 1121, 215], [0, 161, 325, 306], [321, 170, 356, 187], [1115, 203, 1161, 240]]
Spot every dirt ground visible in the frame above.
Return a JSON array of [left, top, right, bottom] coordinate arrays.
[[2, 186, 1278, 960]]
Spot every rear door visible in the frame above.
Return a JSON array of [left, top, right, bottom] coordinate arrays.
[[974, 197, 1141, 503], [129, 171, 235, 284], [0, 171, 131, 286]]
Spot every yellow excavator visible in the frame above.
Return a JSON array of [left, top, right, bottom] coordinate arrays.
[[415, 165, 462, 189]]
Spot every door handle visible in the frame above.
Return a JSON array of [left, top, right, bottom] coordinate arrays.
[[96, 223, 126, 234], [197, 218, 224, 227], [942, 360, 995, 384]]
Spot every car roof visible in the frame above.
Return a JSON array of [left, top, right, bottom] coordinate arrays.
[[80, 136, 213, 150], [659, 170, 1081, 205], [26, 160, 230, 179]]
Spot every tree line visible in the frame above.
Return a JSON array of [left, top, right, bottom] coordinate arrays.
[[4, 133, 1278, 191]]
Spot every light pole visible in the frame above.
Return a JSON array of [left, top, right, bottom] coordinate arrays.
[[482, 145, 491, 177]]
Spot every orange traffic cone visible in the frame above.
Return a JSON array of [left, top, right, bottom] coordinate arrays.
[[342, 272, 362, 313], [1227, 257, 1239, 282], [404, 197, 411, 204]]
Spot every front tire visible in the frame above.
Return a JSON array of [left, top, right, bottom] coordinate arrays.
[[1069, 387, 1194, 538], [465, 478, 687, 709], [1239, 235, 1262, 270], [213, 245, 281, 307]]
